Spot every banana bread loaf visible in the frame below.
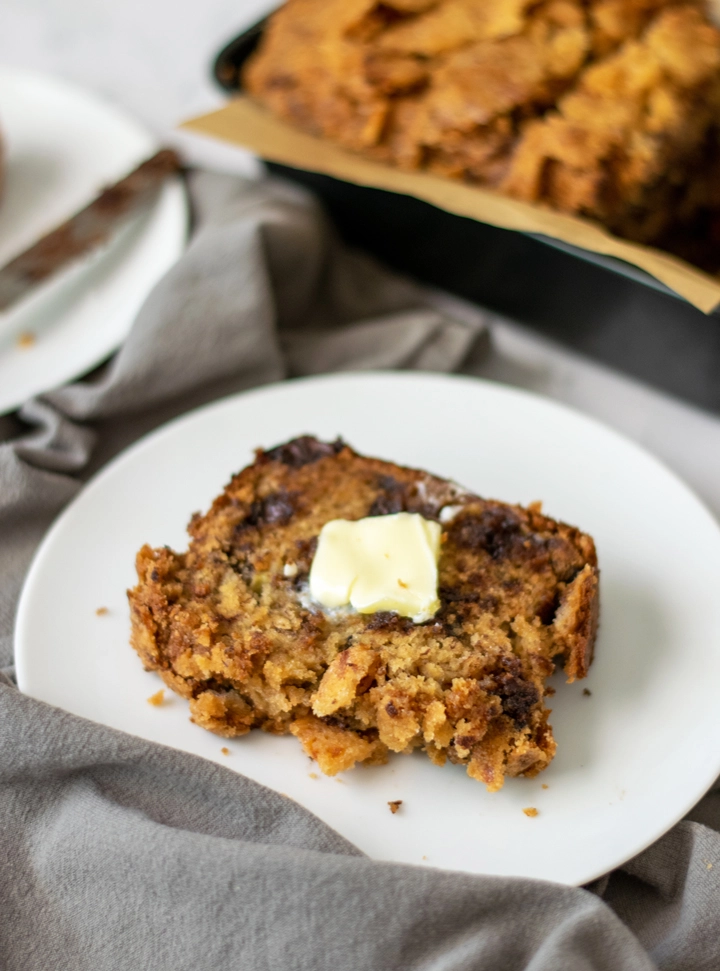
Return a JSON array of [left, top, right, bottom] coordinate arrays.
[[244, 0, 720, 267]]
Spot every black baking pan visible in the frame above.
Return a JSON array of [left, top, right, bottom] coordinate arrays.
[[212, 17, 720, 415]]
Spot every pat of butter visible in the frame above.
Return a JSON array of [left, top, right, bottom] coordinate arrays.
[[309, 512, 442, 623]]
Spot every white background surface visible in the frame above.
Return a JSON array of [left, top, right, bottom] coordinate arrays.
[[0, 0, 276, 173], [17, 373, 720, 886], [3, 0, 720, 523]]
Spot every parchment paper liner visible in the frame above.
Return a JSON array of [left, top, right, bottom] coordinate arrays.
[[182, 96, 720, 314]]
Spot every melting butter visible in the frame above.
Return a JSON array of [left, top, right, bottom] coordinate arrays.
[[309, 512, 441, 623]]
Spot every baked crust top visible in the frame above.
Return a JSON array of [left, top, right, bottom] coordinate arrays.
[[244, 0, 720, 267]]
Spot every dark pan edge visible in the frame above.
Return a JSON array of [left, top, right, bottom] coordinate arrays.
[[209, 17, 710, 311]]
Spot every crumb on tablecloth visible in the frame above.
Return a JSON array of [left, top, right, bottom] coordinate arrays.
[[147, 689, 165, 706], [388, 800, 403, 814], [523, 807, 539, 817]]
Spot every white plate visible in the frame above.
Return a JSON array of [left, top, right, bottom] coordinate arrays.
[[0, 69, 188, 414], [15, 372, 720, 886]]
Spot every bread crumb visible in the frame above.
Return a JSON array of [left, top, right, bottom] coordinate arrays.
[[583, 688, 592, 696], [523, 807, 539, 817], [147, 689, 165, 706], [335, 778, 346, 784], [541, 784, 549, 789], [422, 855, 428, 860], [95, 607, 109, 616], [388, 800, 403, 814], [708, 863, 714, 870], [545, 686, 556, 696], [220, 747, 230, 756], [309, 772, 318, 780], [17, 332, 36, 349]]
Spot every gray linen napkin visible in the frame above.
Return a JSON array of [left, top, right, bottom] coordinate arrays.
[[0, 171, 718, 971]]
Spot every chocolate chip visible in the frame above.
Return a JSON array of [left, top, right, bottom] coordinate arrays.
[[262, 436, 344, 469], [365, 612, 413, 633], [492, 658, 539, 727], [262, 493, 296, 524], [369, 475, 407, 516], [237, 491, 297, 531], [449, 505, 547, 563]]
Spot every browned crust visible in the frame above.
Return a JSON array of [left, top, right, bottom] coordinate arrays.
[[243, 0, 720, 269], [554, 564, 600, 682]]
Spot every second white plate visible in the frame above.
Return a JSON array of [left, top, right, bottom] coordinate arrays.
[[0, 69, 188, 414], [15, 372, 720, 885]]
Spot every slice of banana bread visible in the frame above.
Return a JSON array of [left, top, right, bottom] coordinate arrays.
[[128, 436, 598, 791]]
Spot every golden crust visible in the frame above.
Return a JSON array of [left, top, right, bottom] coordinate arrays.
[[244, 0, 720, 267], [502, 6, 720, 248], [128, 437, 599, 791]]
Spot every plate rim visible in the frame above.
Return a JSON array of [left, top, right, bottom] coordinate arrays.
[[14, 370, 720, 885], [0, 66, 189, 414]]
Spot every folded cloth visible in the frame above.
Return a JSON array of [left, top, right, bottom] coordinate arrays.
[[0, 171, 488, 669], [0, 171, 717, 971]]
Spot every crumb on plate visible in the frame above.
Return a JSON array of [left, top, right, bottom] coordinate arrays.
[[541, 784, 549, 790], [17, 332, 36, 349], [147, 689, 165, 707], [95, 607, 109, 616], [583, 688, 592, 696], [388, 800, 403, 814], [523, 807, 539, 817], [309, 772, 318, 780], [220, 747, 230, 756]]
